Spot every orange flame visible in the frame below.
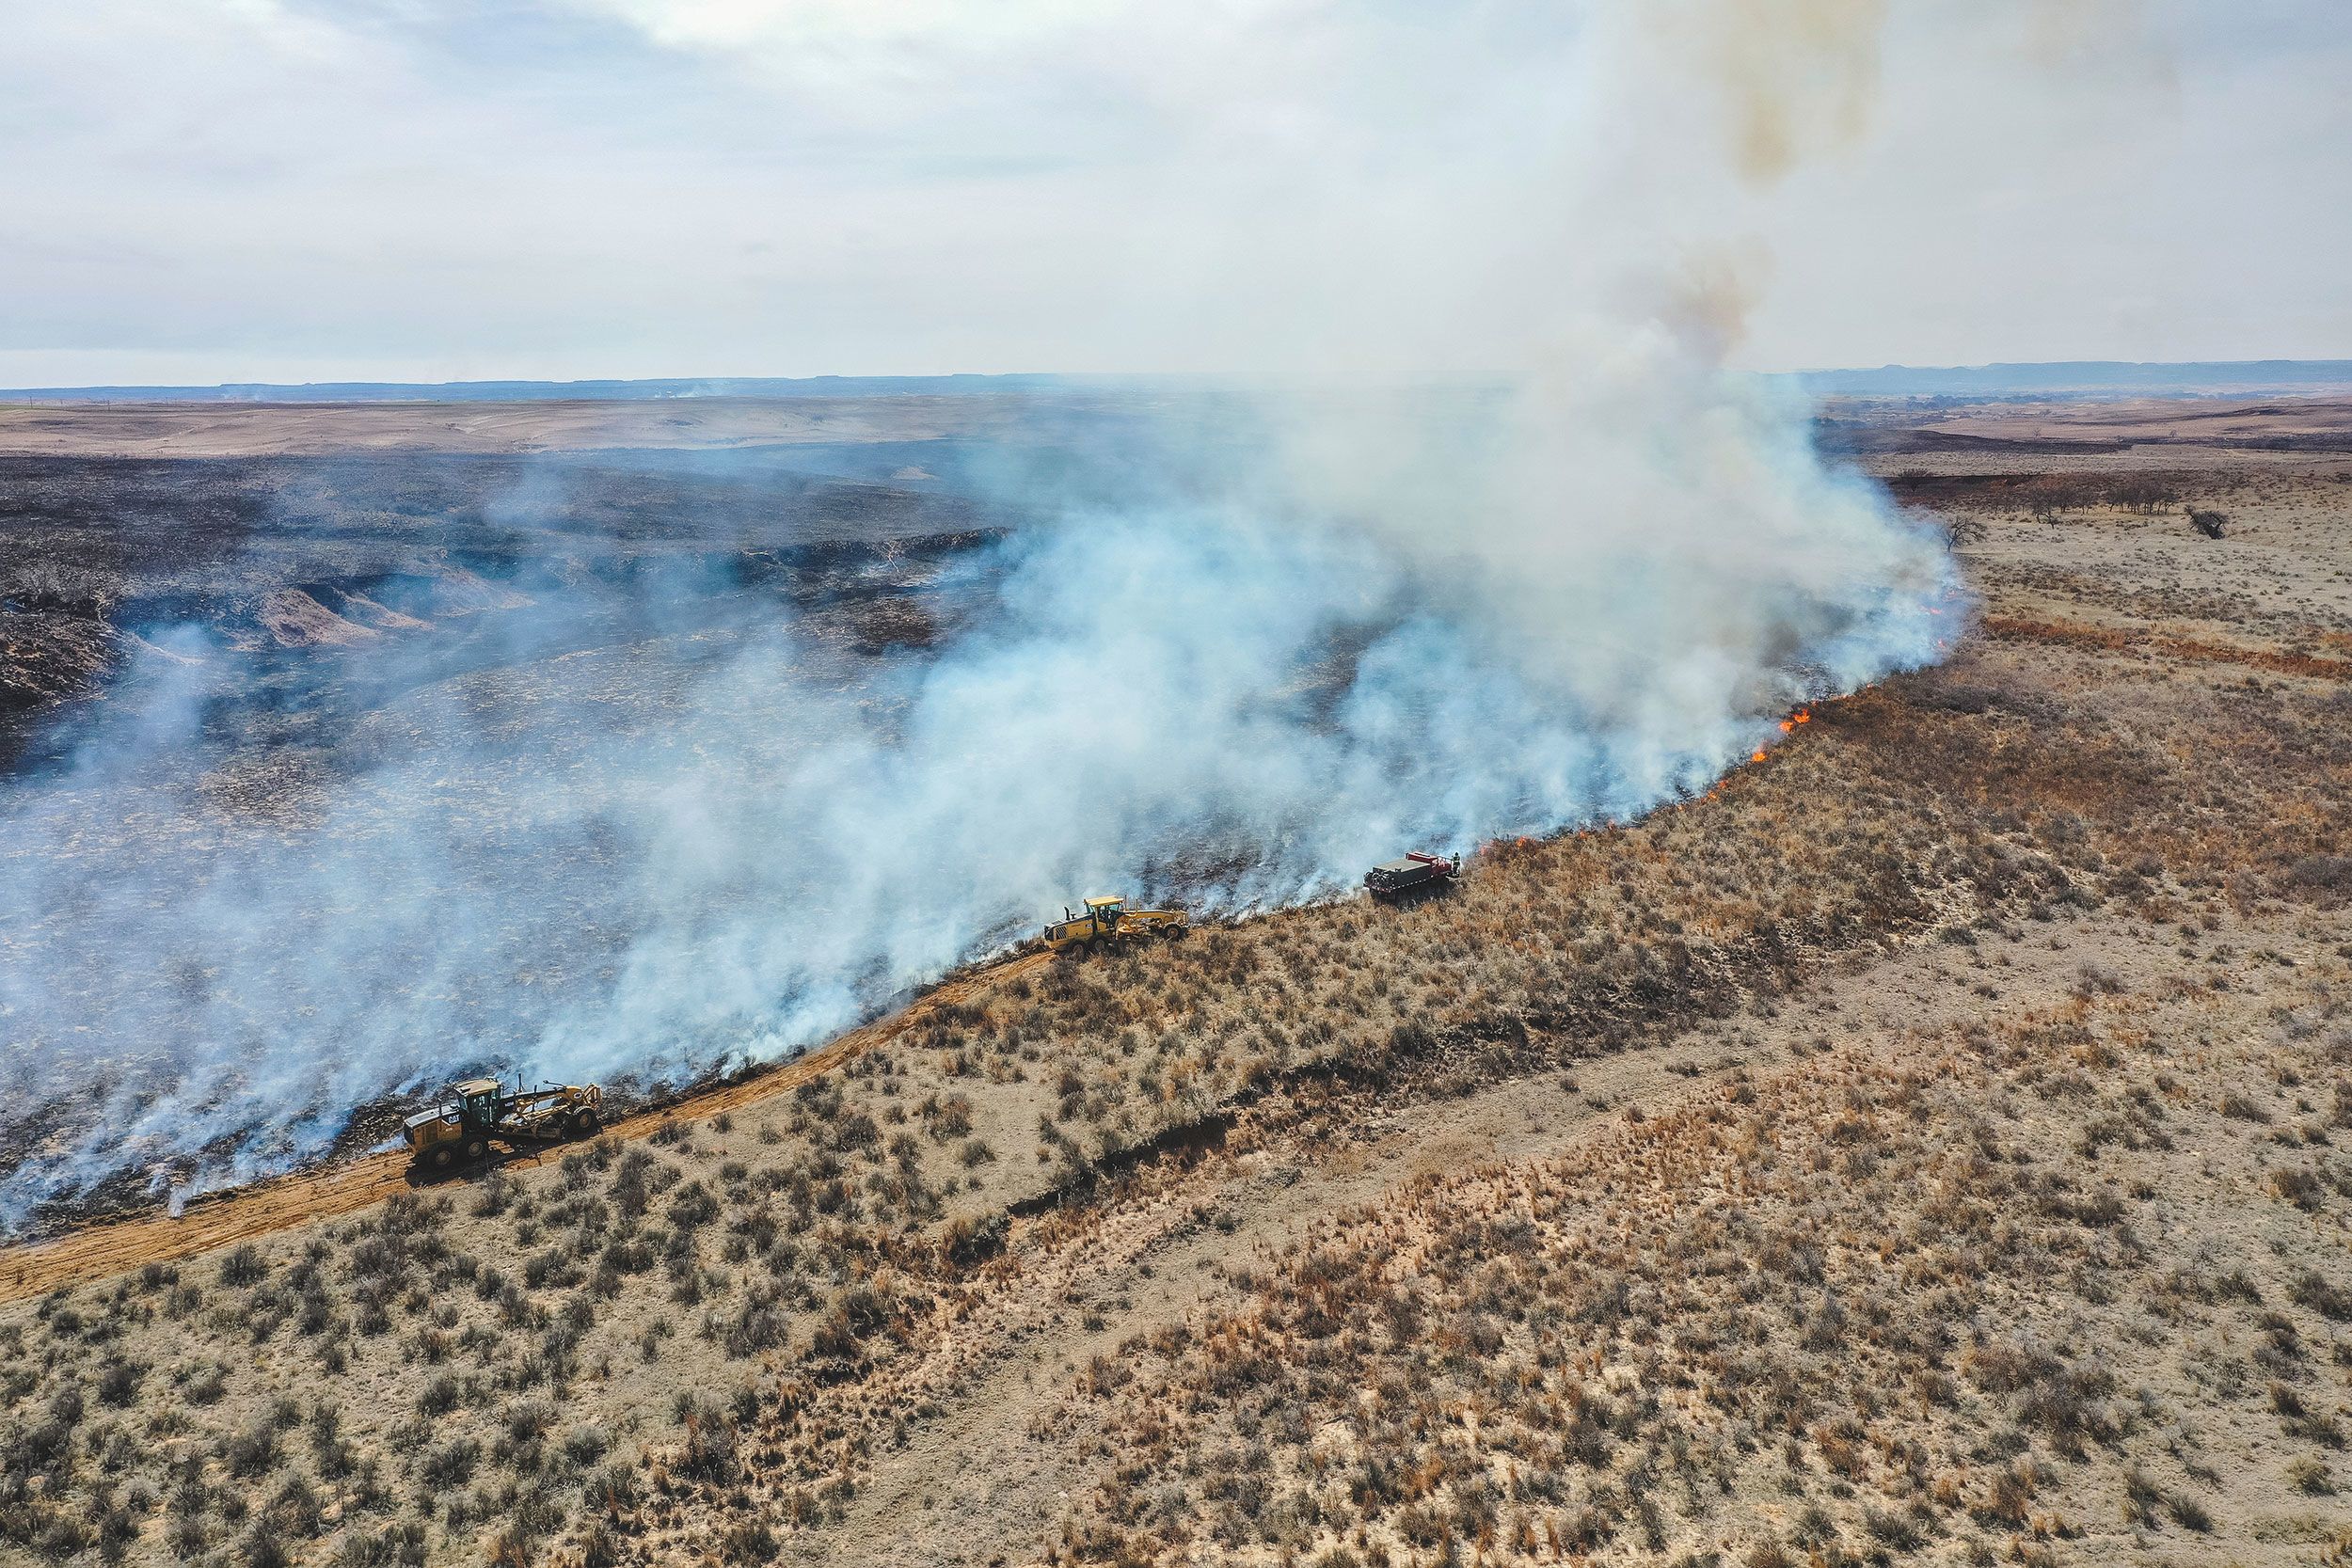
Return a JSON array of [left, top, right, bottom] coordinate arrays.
[[1750, 749, 1768, 764]]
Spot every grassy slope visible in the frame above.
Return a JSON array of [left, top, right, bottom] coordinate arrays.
[[2, 454, 2348, 1568]]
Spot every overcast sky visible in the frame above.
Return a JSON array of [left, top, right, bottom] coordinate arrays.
[[3, 0, 2346, 388]]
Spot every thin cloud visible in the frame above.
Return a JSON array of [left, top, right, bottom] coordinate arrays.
[[2, 0, 2347, 384]]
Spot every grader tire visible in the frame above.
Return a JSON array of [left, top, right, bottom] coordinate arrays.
[[461, 1135, 489, 1164], [424, 1144, 458, 1176], [567, 1109, 599, 1139]]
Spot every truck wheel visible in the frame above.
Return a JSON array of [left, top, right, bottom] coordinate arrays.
[[424, 1144, 457, 1175], [461, 1135, 489, 1164], [567, 1109, 599, 1139]]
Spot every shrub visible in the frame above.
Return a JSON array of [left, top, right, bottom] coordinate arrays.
[[926, 1095, 975, 1139], [715, 1297, 790, 1363], [418, 1374, 461, 1418], [185, 1364, 230, 1405], [2166, 1492, 2213, 1531], [2285, 856, 2352, 896], [2288, 1455, 2335, 1495], [420, 1437, 482, 1489], [240, 1528, 291, 1568], [722, 1518, 780, 1563], [340, 1520, 428, 1568], [580, 1522, 623, 1568], [2290, 1270, 2352, 1322], [676, 1418, 740, 1485], [505, 1399, 555, 1444], [223, 1423, 280, 1479], [565, 1425, 610, 1467], [2274, 1167, 2325, 1210], [269, 1476, 326, 1538], [668, 1182, 721, 1231], [474, 1173, 514, 1217], [95, 1359, 146, 1407], [583, 1461, 641, 1515], [523, 1249, 580, 1290], [943, 1212, 1008, 1265]]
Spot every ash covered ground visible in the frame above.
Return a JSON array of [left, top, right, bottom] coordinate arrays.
[[0, 418, 1054, 1227], [0, 388, 1950, 1234]]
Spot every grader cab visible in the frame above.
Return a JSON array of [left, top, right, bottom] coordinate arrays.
[[404, 1075, 603, 1175], [1043, 895, 1188, 955]]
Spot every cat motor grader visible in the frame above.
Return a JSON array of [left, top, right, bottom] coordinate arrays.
[[404, 1075, 604, 1174], [1042, 895, 1189, 955]]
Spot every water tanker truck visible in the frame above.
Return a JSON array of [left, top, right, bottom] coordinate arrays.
[[1364, 850, 1461, 899]]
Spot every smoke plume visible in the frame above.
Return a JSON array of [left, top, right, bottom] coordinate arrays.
[[0, 1, 1959, 1229]]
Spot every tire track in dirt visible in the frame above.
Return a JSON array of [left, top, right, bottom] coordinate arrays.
[[0, 951, 1054, 1305]]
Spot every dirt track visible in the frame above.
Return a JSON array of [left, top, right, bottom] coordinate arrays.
[[0, 950, 1052, 1306]]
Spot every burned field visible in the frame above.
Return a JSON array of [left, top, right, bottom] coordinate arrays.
[[2, 397, 2351, 1567], [0, 384, 1946, 1241], [0, 446, 1001, 761], [0, 439, 1029, 1227]]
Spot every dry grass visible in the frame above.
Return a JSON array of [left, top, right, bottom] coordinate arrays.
[[3, 438, 2350, 1566], [1035, 978, 2352, 1565]]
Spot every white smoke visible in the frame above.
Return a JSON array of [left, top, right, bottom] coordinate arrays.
[[0, 0, 1962, 1228]]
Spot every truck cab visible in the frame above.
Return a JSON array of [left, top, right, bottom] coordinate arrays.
[[403, 1077, 504, 1171], [450, 1078, 501, 1132], [1045, 895, 1127, 951]]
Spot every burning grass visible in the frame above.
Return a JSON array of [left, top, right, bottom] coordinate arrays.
[[2, 447, 2350, 1565], [0, 664, 2340, 1565]]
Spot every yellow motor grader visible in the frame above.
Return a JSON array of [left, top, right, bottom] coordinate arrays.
[[404, 1076, 604, 1174], [1042, 895, 1188, 955]]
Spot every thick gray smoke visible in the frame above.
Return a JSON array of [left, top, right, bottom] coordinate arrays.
[[0, 404, 1952, 1227], [0, 0, 1962, 1229]]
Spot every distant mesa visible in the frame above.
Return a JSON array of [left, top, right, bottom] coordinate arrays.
[[0, 372, 1082, 404], [7, 363, 2352, 404], [1791, 359, 2352, 400]]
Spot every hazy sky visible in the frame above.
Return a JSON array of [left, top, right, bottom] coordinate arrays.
[[3, 0, 2346, 387]]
